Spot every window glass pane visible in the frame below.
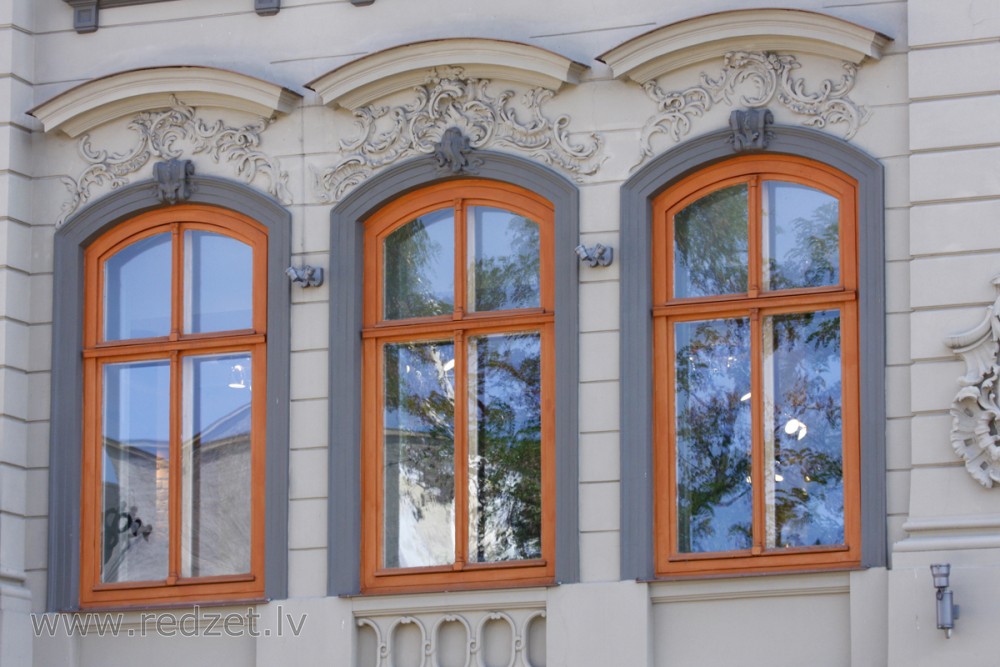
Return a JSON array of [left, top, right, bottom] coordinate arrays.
[[104, 233, 171, 340], [762, 182, 839, 290], [763, 310, 844, 548], [180, 353, 252, 578], [673, 184, 748, 298], [383, 340, 456, 568], [467, 207, 540, 312], [674, 318, 752, 553], [184, 231, 253, 333], [101, 360, 170, 583], [467, 332, 542, 563], [384, 209, 454, 320]]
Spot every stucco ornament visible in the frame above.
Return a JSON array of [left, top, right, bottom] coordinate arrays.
[[313, 67, 604, 202], [945, 276, 1000, 488], [637, 51, 869, 165], [58, 97, 291, 226]]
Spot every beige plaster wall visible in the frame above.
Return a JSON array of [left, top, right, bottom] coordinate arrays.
[[5, 0, 986, 665]]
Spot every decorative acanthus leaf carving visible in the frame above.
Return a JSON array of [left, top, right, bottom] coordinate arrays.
[[637, 51, 870, 165], [313, 67, 604, 202], [946, 276, 1000, 488], [58, 97, 291, 226]]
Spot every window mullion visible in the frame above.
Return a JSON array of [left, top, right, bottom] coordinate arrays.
[[748, 176, 761, 298], [455, 199, 467, 320], [170, 223, 182, 341], [749, 308, 765, 555], [167, 349, 181, 584], [454, 330, 469, 569]]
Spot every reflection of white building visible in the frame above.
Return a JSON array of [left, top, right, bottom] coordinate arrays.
[[102, 404, 252, 583], [1, 2, 998, 666]]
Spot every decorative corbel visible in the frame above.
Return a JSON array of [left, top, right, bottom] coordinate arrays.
[[64, 0, 99, 33], [153, 159, 195, 205], [434, 127, 483, 176], [729, 108, 774, 153]]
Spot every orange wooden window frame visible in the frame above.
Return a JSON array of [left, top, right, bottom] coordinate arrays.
[[651, 156, 862, 577], [80, 205, 267, 608], [361, 180, 556, 594]]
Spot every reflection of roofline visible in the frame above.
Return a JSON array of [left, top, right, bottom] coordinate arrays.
[[103, 401, 253, 460]]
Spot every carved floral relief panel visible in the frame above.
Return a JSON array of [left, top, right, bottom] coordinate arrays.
[[635, 51, 871, 166], [947, 276, 1000, 488], [57, 98, 291, 226], [311, 67, 605, 203]]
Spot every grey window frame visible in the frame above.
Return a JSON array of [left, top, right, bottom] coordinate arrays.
[[327, 151, 580, 595], [47, 176, 291, 611], [618, 124, 886, 580]]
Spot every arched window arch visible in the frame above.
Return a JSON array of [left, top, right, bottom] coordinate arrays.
[[619, 126, 885, 580], [48, 178, 291, 611]]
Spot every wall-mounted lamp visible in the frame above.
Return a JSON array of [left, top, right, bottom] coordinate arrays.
[[286, 265, 324, 287], [575, 243, 613, 268], [930, 563, 959, 638]]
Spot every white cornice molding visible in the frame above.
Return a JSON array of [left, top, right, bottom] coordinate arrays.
[[598, 9, 891, 84], [31, 66, 301, 137], [307, 38, 587, 110]]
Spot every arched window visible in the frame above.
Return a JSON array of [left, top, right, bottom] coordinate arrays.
[[651, 156, 860, 575], [618, 126, 885, 581], [360, 180, 556, 592], [79, 204, 268, 607]]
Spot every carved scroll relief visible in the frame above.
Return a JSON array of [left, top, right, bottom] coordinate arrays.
[[58, 97, 291, 226], [637, 51, 871, 165], [313, 67, 604, 203], [946, 276, 1000, 487]]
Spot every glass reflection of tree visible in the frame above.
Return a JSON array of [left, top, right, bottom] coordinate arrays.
[[768, 201, 840, 290], [769, 311, 843, 547], [384, 217, 451, 319], [673, 189, 844, 551], [675, 318, 752, 553], [674, 185, 748, 297], [470, 334, 541, 561], [472, 215, 539, 311], [383, 215, 542, 563]]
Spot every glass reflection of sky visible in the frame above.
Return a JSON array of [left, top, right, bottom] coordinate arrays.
[[185, 232, 253, 334], [184, 354, 252, 441], [105, 234, 171, 340], [103, 360, 171, 453]]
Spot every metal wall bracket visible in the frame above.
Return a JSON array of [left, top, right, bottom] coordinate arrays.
[[255, 0, 280, 16], [575, 243, 613, 268], [286, 265, 324, 287]]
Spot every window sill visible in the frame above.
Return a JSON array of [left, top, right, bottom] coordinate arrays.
[[644, 567, 860, 604], [72, 597, 269, 613]]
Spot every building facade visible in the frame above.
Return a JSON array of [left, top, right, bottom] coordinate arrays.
[[0, 0, 996, 665]]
